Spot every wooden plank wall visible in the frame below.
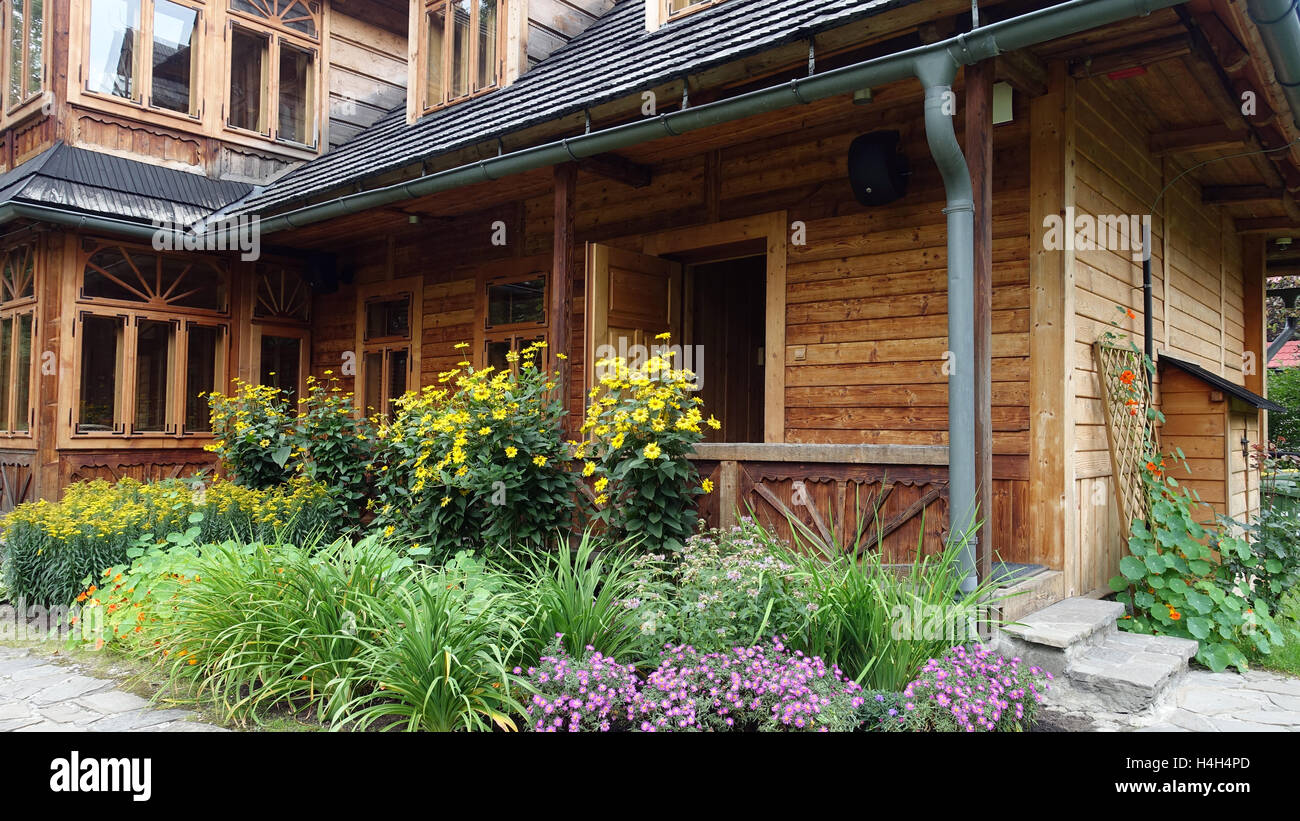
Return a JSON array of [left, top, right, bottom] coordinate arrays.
[[1071, 76, 1256, 593], [327, 11, 409, 149]]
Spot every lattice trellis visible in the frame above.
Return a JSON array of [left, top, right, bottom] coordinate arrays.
[[1094, 341, 1157, 535]]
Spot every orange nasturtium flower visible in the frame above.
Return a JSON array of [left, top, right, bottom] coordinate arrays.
[[1126, 308, 1137, 319], [1120, 370, 1136, 385]]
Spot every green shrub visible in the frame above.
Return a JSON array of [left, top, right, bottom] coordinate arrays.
[[623, 519, 814, 655], [1220, 447, 1300, 614], [2, 476, 334, 606], [580, 339, 717, 553], [205, 380, 297, 489], [1267, 366, 1300, 446], [370, 342, 577, 561]]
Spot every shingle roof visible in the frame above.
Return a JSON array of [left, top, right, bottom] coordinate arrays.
[[1269, 339, 1300, 368], [237, 0, 910, 217], [0, 142, 252, 226]]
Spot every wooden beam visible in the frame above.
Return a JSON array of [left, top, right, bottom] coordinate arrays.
[[577, 153, 653, 188], [1235, 216, 1300, 234], [1244, 236, 1266, 395], [995, 50, 1048, 98], [966, 59, 995, 584], [1028, 61, 1077, 591], [551, 162, 577, 412], [1150, 123, 1249, 156], [1195, 12, 1250, 73], [1068, 34, 1191, 78], [1202, 184, 1285, 205]]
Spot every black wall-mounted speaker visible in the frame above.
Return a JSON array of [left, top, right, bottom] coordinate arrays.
[[847, 130, 908, 207]]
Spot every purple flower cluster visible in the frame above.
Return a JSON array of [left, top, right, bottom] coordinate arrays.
[[903, 645, 1051, 732], [520, 636, 865, 732], [516, 641, 640, 732]]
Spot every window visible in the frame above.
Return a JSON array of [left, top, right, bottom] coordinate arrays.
[[252, 263, 309, 398], [74, 240, 228, 436], [665, 0, 719, 17], [0, 241, 36, 436], [86, 0, 200, 116], [481, 272, 546, 370], [356, 277, 421, 417], [227, 0, 318, 145], [421, 0, 500, 111], [6, 0, 44, 109]]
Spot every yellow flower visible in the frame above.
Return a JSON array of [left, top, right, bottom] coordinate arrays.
[[478, 426, 492, 436], [454, 342, 470, 349], [701, 479, 715, 494], [582, 461, 596, 477], [594, 477, 608, 492], [643, 442, 662, 460], [706, 415, 721, 430], [594, 493, 608, 506], [533, 455, 548, 467], [441, 496, 451, 507], [655, 332, 671, 340], [505, 446, 518, 458]]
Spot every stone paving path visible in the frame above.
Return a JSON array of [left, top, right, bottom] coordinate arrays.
[[0, 645, 228, 732]]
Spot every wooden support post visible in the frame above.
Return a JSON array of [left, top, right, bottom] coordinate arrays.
[[1028, 62, 1078, 592], [966, 60, 994, 584], [552, 162, 577, 414], [1243, 235, 1266, 450]]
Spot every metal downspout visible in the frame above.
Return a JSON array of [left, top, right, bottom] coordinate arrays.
[[917, 52, 979, 593]]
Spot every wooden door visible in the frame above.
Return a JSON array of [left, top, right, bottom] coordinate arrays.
[[584, 243, 682, 391]]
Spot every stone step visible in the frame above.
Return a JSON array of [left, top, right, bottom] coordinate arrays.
[[992, 597, 1127, 677], [1063, 632, 1197, 713]]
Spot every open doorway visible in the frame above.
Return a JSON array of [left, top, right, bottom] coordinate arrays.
[[687, 256, 766, 444]]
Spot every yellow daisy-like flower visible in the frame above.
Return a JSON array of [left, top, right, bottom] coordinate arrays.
[[478, 426, 492, 436], [655, 332, 671, 340], [505, 446, 518, 458], [533, 455, 548, 467], [582, 461, 596, 477], [594, 476, 608, 492], [706, 415, 721, 430], [701, 478, 715, 494], [440, 496, 451, 507], [454, 342, 470, 349], [594, 493, 608, 506], [643, 442, 662, 460]]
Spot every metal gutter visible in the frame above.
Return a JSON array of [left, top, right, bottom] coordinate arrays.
[[0, 201, 164, 243], [1247, 0, 1300, 132]]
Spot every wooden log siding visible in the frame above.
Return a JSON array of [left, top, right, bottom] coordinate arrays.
[[303, 90, 1042, 567], [1070, 75, 1257, 594]]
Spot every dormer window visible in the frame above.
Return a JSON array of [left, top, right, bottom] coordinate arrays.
[[647, 0, 720, 30], [85, 0, 201, 117], [419, 0, 502, 112]]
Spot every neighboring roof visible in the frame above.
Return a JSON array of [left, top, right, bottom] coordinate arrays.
[[235, 0, 910, 218], [1159, 354, 1285, 412], [0, 142, 252, 227], [1269, 339, 1300, 368]]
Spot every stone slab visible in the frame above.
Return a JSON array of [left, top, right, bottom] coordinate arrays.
[[1001, 598, 1126, 649]]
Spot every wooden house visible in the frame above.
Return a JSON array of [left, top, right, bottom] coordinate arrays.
[[0, 0, 1296, 607]]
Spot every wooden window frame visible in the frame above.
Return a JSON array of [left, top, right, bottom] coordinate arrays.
[[664, 0, 723, 21], [78, 0, 205, 120], [2, 0, 48, 120], [479, 268, 548, 370], [78, 238, 231, 318], [223, 11, 319, 147], [70, 308, 228, 439], [251, 261, 311, 324], [250, 322, 309, 400], [418, 0, 506, 114], [354, 276, 422, 416], [0, 308, 37, 440]]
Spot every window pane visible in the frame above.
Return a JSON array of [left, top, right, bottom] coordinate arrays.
[[487, 278, 545, 327], [151, 0, 196, 114], [388, 348, 409, 412], [13, 314, 32, 432], [365, 297, 410, 340], [160, 257, 226, 311], [425, 5, 445, 107], [259, 334, 301, 396], [28, 0, 44, 97], [0, 318, 11, 431], [476, 0, 496, 91], [451, 0, 470, 99], [79, 315, 124, 433], [88, 0, 141, 100], [84, 246, 153, 302], [485, 339, 509, 373], [229, 27, 267, 132], [363, 351, 383, 413], [185, 324, 220, 432], [277, 43, 313, 144], [134, 319, 173, 431], [8, 1, 22, 106]]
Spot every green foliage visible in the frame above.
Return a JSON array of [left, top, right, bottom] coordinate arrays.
[[508, 531, 648, 665], [580, 341, 717, 553], [2, 476, 334, 606], [1109, 455, 1286, 673], [370, 342, 577, 561], [206, 380, 298, 489], [1220, 447, 1300, 613], [1267, 366, 1300, 446], [623, 520, 814, 654]]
